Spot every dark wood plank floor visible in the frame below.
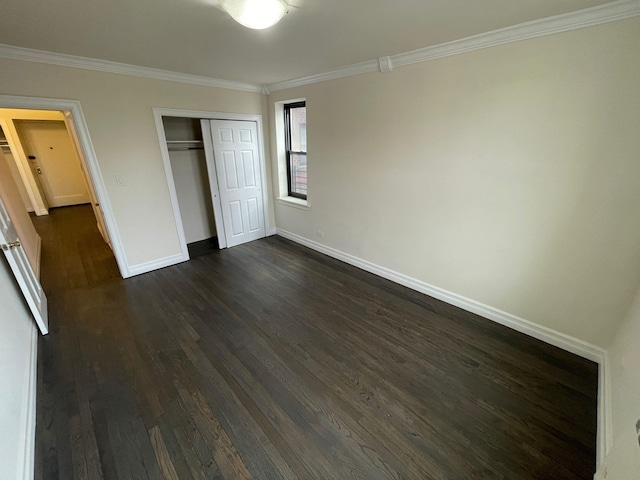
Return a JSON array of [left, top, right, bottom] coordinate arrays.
[[33, 205, 598, 480]]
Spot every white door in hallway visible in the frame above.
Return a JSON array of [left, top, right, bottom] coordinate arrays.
[[17, 120, 90, 208], [0, 195, 48, 335], [208, 120, 265, 248]]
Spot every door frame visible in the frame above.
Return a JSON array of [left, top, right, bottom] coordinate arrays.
[[153, 108, 273, 260], [0, 117, 49, 215], [0, 95, 129, 278]]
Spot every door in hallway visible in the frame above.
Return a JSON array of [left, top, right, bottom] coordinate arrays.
[[16, 120, 90, 208], [0, 194, 48, 334]]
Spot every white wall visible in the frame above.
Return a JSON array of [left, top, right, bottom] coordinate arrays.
[[0, 59, 272, 270], [269, 17, 640, 348], [169, 149, 217, 243], [0, 257, 37, 480], [598, 289, 640, 479]]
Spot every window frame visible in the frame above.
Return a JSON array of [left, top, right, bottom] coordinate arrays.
[[283, 101, 307, 200]]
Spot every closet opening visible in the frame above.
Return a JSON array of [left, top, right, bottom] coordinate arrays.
[[162, 117, 219, 258], [156, 109, 271, 263]]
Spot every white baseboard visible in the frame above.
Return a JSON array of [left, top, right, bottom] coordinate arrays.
[[18, 327, 38, 480], [277, 229, 604, 360], [275, 228, 610, 470], [126, 252, 189, 278]]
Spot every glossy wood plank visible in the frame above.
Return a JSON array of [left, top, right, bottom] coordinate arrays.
[[33, 205, 598, 479]]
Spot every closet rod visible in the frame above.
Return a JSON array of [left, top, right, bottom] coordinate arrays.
[[168, 146, 205, 151]]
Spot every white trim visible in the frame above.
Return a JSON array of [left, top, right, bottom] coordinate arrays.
[[277, 197, 310, 210], [597, 352, 613, 467], [267, 0, 640, 92], [0, 95, 130, 278], [276, 228, 605, 362], [127, 252, 188, 277], [267, 60, 379, 92], [0, 118, 48, 215], [378, 57, 393, 73], [277, 227, 611, 470], [152, 113, 192, 262], [34, 234, 41, 279], [153, 108, 273, 257], [0, 44, 262, 93], [16, 327, 38, 480]]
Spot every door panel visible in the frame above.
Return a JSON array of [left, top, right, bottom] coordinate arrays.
[[0, 195, 48, 335], [242, 151, 257, 187], [223, 151, 239, 190], [247, 198, 260, 232], [229, 200, 244, 236], [17, 121, 90, 208], [208, 120, 265, 248]]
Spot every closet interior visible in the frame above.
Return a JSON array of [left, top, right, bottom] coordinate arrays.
[[162, 116, 219, 257]]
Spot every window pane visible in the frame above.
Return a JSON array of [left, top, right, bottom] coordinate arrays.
[[290, 153, 307, 196], [289, 107, 307, 152]]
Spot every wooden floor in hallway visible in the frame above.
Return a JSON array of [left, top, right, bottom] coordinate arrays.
[[33, 205, 598, 480]]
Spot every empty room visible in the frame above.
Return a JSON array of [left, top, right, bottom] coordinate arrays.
[[1, 1, 639, 479]]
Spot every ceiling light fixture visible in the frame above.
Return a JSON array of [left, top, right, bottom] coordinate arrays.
[[222, 0, 288, 30]]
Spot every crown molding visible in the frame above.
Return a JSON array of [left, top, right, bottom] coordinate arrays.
[[0, 44, 262, 93], [1, 0, 637, 94], [267, 59, 380, 92], [392, 0, 640, 68], [267, 0, 640, 92]]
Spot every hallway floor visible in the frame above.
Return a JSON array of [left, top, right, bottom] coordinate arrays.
[[33, 205, 598, 479]]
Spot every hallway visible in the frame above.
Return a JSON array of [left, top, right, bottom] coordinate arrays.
[[32, 206, 598, 479], [33, 205, 120, 295]]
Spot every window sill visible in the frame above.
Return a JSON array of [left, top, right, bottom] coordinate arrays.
[[277, 197, 310, 210]]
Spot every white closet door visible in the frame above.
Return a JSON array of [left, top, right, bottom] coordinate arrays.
[[208, 120, 265, 248]]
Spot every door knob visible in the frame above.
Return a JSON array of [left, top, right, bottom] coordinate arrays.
[[1, 241, 21, 251]]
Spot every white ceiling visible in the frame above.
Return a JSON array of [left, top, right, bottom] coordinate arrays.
[[0, 0, 616, 85]]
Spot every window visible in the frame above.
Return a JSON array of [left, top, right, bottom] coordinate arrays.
[[284, 101, 307, 200]]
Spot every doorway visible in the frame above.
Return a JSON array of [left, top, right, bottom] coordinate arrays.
[[0, 95, 130, 278], [0, 108, 118, 289], [14, 120, 91, 208]]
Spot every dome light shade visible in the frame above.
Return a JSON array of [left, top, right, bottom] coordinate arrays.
[[222, 0, 288, 30]]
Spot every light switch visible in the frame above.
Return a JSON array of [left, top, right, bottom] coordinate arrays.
[[115, 175, 126, 186]]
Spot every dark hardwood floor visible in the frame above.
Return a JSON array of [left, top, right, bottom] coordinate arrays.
[[32, 205, 598, 479]]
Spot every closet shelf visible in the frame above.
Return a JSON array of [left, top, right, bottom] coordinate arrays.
[[166, 140, 203, 144]]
